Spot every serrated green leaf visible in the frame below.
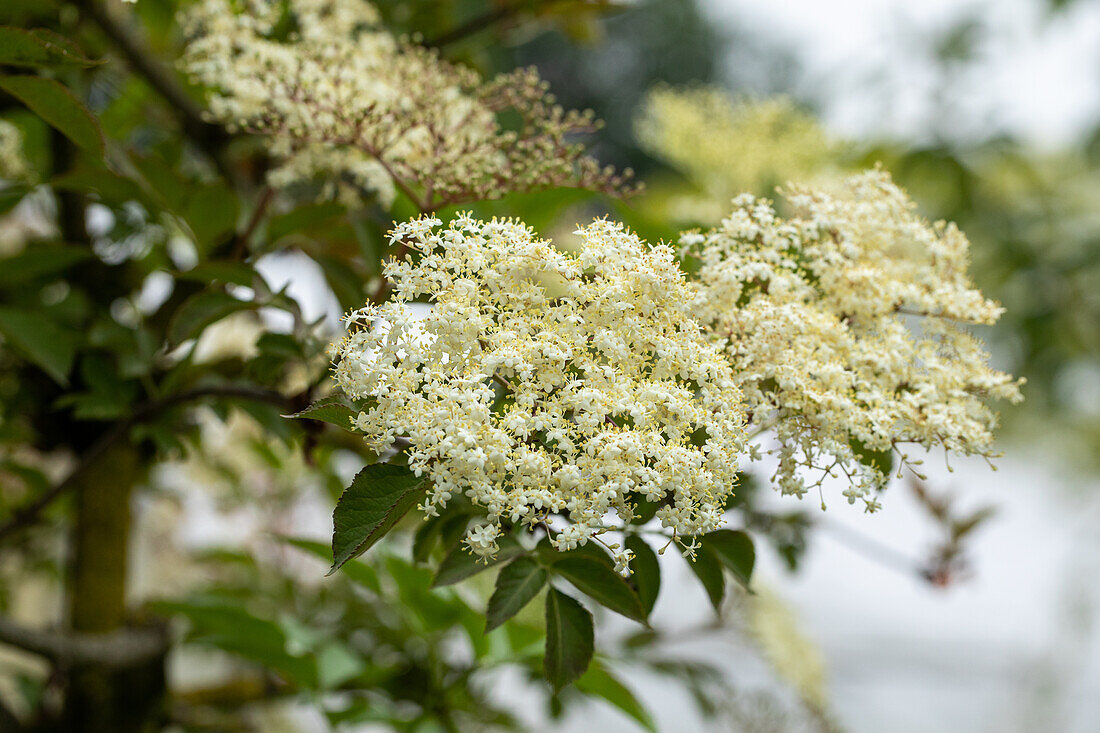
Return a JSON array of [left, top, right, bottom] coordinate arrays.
[[283, 395, 358, 431], [625, 535, 660, 615], [703, 529, 755, 589], [686, 544, 725, 613], [330, 463, 425, 573], [576, 662, 657, 733], [167, 290, 256, 345], [0, 245, 91, 286], [0, 76, 104, 158], [432, 533, 523, 587], [0, 27, 102, 68], [0, 306, 77, 385], [552, 557, 646, 623], [544, 589, 593, 690], [486, 557, 547, 632]]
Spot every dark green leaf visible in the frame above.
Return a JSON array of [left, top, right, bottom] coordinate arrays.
[[486, 557, 547, 632], [330, 463, 426, 573], [0, 27, 101, 68], [0, 306, 77, 385], [544, 589, 593, 690], [552, 557, 646, 623], [283, 395, 358, 431], [432, 533, 523, 587], [703, 529, 754, 589], [167, 290, 256, 345], [686, 545, 725, 613], [0, 76, 104, 158], [625, 535, 660, 615], [268, 201, 344, 242], [576, 662, 657, 733], [0, 245, 91, 286], [185, 183, 239, 249], [175, 262, 260, 288]]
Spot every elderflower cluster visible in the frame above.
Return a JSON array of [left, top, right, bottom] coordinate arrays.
[[332, 215, 745, 564], [637, 87, 839, 222], [0, 121, 31, 183], [180, 0, 630, 209], [683, 168, 1023, 510]]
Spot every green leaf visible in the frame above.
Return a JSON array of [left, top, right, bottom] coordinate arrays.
[[686, 544, 726, 613], [625, 535, 660, 615], [167, 290, 256, 345], [0, 76, 104, 158], [552, 557, 646, 623], [175, 262, 260, 288], [544, 589, 594, 690], [329, 463, 426, 573], [315, 641, 365, 690], [277, 535, 380, 592], [432, 533, 523, 587], [703, 529, 755, 589], [0, 27, 102, 68], [185, 183, 239, 249], [485, 557, 547, 632], [267, 201, 344, 242], [283, 395, 358, 431], [576, 662, 657, 733], [0, 245, 91, 286], [0, 306, 77, 385]]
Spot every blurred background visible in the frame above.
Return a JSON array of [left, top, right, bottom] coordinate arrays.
[[0, 0, 1098, 731]]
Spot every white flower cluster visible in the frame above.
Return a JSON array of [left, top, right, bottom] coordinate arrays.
[[179, 0, 630, 209], [683, 168, 1023, 510], [332, 215, 745, 567]]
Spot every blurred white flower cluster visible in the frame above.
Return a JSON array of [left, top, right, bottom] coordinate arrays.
[[332, 215, 745, 569], [637, 86, 840, 220], [683, 168, 1024, 510], [179, 0, 630, 209], [0, 120, 31, 183]]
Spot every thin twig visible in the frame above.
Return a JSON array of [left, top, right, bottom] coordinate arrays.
[[232, 185, 276, 259], [0, 386, 292, 542]]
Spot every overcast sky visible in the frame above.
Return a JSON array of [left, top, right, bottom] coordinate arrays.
[[704, 0, 1100, 148]]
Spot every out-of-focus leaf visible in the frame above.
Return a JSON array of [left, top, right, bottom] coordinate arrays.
[[167, 290, 256, 345], [537, 537, 615, 568], [544, 588, 593, 690], [432, 533, 524, 587], [175, 262, 259, 288], [330, 463, 426, 573], [185, 183, 239, 250], [703, 529, 754, 589], [0, 76, 104, 158], [686, 544, 725, 613], [315, 641, 365, 689], [486, 556, 547, 632], [0, 245, 91, 285], [278, 535, 380, 592], [576, 662, 657, 733], [268, 201, 345, 242], [0, 306, 77, 385], [625, 535, 660, 615], [0, 27, 101, 68], [552, 557, 646, 623]]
